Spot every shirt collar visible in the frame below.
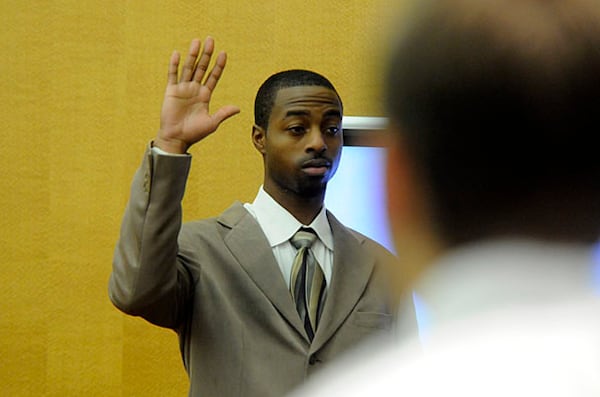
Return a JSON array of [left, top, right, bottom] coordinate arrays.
[[250, 186, 334, 250]]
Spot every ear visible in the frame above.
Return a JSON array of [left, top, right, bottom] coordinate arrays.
[[385, 132, 414, 228], [384, 127, 442, 294], [252, 124, 267, 154]]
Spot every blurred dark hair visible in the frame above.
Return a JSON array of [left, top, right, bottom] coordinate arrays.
[[385, 0, 600, 245]]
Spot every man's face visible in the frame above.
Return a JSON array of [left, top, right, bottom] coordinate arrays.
[[258, 85, 343, 199]]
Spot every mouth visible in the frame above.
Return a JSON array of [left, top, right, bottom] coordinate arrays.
[[301, 158, 331, 176]]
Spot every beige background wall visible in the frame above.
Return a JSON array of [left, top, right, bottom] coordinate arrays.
[[1, 1, 403, 395]]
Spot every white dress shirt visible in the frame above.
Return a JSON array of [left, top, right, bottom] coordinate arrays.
[[244, 186, 334, 289]]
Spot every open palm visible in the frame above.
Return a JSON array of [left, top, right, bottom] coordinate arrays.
[[156, 38, 240, 154]]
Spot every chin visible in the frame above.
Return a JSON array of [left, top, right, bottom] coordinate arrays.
[[297, 182, 327, 198]]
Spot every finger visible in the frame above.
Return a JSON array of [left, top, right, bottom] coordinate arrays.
[[204, 51, 227, 92], [211, 105, 241, 126], [167, 51, 180, 85], [192, 37, 215, 83], [180, 39, 201, 82]]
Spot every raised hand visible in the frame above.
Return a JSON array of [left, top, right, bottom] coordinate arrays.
[[155, 37, 240, 154]]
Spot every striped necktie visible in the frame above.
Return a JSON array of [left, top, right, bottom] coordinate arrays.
[[290, 228, 326, 341]]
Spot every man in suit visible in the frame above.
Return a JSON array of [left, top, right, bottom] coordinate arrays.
[[108, 37, 410, 397], [290, 0, 600, 395]]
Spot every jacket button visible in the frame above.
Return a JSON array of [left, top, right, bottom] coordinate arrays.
[[308, 355, 317, 365]]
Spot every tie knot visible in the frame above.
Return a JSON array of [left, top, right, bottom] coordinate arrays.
[[290, 228, 317, 250]]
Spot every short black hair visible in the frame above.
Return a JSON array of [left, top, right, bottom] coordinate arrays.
[[385, 0, 600, 245], [254, 69, 342, 130]]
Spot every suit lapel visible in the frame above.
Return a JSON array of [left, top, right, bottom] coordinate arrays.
[[311, 212, 375, 352], [218, 203, 308, 339]]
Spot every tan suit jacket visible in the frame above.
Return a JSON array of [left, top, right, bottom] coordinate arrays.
[[109, 147, 413, 397]]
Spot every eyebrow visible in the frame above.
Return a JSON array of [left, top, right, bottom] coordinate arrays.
[[323, 109, 342, 119]]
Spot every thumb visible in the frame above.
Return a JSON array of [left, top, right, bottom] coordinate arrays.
[[212, 105, 241, 126]]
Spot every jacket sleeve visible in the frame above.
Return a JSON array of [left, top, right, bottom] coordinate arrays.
[[108, 145, 194, 329]]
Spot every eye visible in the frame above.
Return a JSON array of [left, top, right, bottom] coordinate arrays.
[[288, 125, 306, 135], [324, 125, 340, 136]]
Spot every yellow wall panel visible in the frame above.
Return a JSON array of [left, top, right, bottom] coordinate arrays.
[[1, 0, 404, 395]]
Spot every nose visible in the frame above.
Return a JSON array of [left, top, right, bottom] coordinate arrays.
[[306, 128, 327, 153]]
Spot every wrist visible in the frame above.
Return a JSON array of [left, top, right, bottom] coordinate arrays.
[[153, 136, 189, 154]]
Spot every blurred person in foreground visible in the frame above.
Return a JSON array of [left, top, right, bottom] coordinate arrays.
[[290, 0, 600, 395]]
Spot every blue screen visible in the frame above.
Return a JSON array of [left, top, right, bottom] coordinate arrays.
[[325, 146, 394, 252]]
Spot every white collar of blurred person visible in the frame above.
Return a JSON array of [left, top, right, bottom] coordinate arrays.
[[413, 238, 600, 339]]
